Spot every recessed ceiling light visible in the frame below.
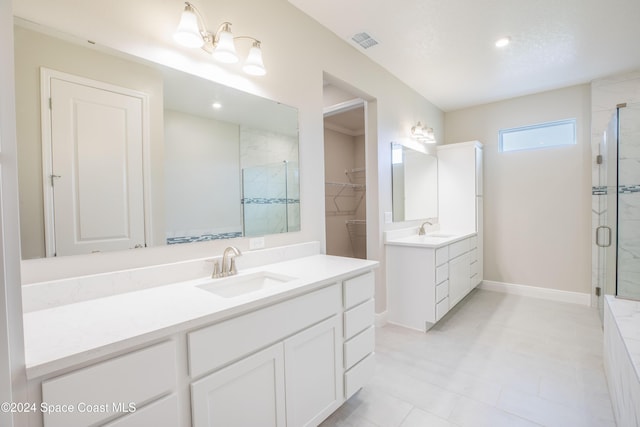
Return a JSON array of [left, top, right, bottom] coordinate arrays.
[[495, 37, 511, 48], [212, 102, 222, 109]]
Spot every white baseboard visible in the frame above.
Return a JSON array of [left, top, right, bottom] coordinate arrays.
[[375, 311, 388, 328], [479, 280, 591, 306]]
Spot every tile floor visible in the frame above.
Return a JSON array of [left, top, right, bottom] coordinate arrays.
[[321, 289, 616, 427]]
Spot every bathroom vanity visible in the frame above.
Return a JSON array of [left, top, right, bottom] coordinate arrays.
[[386, 140, 483, 332], [386, 232, 480, 331], [21, 245, 377, 427]]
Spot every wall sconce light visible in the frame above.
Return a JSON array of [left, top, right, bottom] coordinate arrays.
[[174, 2, 266, 76], [410, 122, 436, 143]]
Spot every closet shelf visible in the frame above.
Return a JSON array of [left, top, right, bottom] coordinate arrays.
[[325, 181, 365, 216]]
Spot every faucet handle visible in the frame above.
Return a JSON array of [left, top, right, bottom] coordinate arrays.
[[211, 260, 221, 278]]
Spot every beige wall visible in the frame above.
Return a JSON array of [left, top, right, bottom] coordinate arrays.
[[445, 84, 592, 294], [14, 26, 165, 259]]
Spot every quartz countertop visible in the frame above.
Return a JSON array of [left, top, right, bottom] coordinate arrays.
[[385, 231, 476, 248], [23, 254, 378, 379]]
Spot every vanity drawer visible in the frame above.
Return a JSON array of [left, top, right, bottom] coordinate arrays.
[[188, 284, 340, 378], [42, 341, 177, 427], [436, 280, 449, 303], [344, 326, 375, 370], [344, 299, 375, 340], [449, 238, 469, 259], [436, 263, 449, 285], [469, 248, 478, 263], [344, 271, 375, 309], [470, 260, 479, 277], [435, 246, 449, 266], [469, 235, 478, 250], [344, 353, 375, 399], [103, 395, 180, 427], [436, 297, 449, 321]]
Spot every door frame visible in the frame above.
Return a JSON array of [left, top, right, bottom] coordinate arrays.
[[40, 68, 152, 257]]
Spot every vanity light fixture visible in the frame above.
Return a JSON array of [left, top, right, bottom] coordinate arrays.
[[174, 2, 266, 76], [410, 121, 436, 144]]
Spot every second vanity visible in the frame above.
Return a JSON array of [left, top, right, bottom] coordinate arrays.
[[21, 243, 378, 427], [386, 231, 481, 331]]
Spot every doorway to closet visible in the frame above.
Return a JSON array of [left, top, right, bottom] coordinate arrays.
[[323, 84, 367, 259]]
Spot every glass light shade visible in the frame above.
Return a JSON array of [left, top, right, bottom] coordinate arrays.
[[411, 122, 425, 138], [423, 128, 436, 143], [243, 43, 266, 76], [213, 27, 239, 63], [174, 5, 204, 48]]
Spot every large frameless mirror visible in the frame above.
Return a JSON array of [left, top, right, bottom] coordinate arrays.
[[391, 142, 438, 222], [15, 21, 299, 259]]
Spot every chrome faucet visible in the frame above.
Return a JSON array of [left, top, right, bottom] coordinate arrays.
[[212, 246, 242, 278], [418, 221, 433, 236]]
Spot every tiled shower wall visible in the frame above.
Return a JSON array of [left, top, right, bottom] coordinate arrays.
[[240, 125, 300, 236], [591, 70, 640, 302], [617, 106, 640, 299]]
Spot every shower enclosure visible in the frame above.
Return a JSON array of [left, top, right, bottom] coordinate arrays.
[[594, 102, 640, 320], [241, 161, 300, 237]]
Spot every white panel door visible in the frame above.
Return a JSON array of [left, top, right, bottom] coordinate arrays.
[[284, 316, 342, 427], [191, 343, 286, 427], [48, 75, 145, 255]]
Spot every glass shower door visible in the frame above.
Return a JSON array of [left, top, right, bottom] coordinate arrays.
[[595, 111, 618, 320], [595, 102, 640, 321]]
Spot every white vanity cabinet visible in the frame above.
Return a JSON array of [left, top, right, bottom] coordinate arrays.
[[191, 342, 286, 427], [189, 271, 376, 427], [387, 235, 478, 332], [189, 285, 342, 427], [26, 257, 378, 427], [438, 140, 484, 287], [342, 272, 376, 399], [41, 341, 179, 427]]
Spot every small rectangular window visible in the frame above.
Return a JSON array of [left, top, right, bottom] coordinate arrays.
[[499, 119, 576, 152]]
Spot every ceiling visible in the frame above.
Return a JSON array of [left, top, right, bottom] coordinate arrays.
[[288, 0, 640, 112]]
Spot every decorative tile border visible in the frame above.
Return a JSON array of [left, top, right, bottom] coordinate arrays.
[[167, 232, 243, 245], [592, 185, 640, 195], [592, 186, 608, 195], [242, 198, 300, 205], [619, 184, 640, 194]]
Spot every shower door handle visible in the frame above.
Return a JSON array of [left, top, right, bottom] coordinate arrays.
[[596, 226, 612, 247]]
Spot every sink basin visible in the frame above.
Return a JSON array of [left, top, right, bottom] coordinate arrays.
[[427, 233, 456, 238], [197, 271, 297, 298]]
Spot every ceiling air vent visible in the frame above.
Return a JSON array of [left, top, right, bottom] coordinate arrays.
[[352, 32, 378, 49]]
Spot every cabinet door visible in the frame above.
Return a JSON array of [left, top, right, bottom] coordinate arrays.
[[191, 343, 285, 427], [284, 316, 342, 427], [449, 253, 470, 307]]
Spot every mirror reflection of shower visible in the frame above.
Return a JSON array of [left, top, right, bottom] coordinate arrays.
[[242, 160, 300, 237]]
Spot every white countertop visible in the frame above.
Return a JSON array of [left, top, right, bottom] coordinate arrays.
[[385, 231, 476, 248], [606, 295, 640, 379], [23, 254, 378, 379]]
